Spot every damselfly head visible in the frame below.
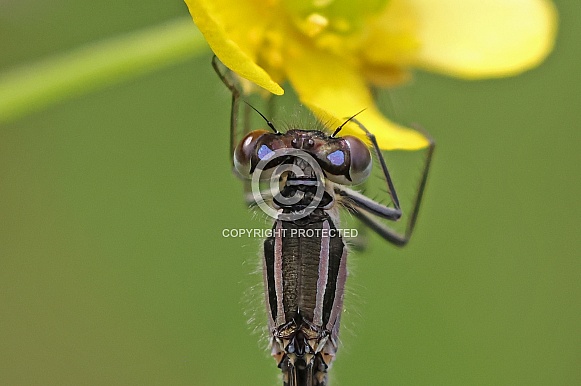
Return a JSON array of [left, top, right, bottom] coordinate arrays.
[[233, 128, 373, 185]]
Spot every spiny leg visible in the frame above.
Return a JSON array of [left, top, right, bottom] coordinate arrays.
[[213, 57, 258, 204], [212, 56, 280, 206], [336, 119, 435, 246], [211, 55, 241, 165]]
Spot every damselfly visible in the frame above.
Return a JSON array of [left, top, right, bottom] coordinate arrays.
[[212, 57, 434, 386]]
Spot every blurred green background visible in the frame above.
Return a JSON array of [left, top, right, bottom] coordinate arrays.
[[1, 1, 579, 385]]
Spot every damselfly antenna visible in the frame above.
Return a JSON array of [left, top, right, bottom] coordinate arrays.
[[244, 101, 279, 134], [332, 108, 367, 137]]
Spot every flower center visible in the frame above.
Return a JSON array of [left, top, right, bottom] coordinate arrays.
[[283, 0, 389, 37]]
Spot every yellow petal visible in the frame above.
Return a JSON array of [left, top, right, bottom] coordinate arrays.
[[185, 0, 284, 94], [408, 0, 558, 78], [284, 42, 429, 150], [361, 0, 421, 67]]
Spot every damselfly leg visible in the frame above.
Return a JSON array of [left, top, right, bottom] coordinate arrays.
[[212, 56, 279, 205], [211, 55, 241, 163], [336, 119, 435, 246]]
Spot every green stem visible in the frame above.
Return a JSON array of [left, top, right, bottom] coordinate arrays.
[[0, 17, 209, 124]]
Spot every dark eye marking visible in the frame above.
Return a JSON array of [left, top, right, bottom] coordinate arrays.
[[327, 150, 345, 166], [258, 144, 274, 160]]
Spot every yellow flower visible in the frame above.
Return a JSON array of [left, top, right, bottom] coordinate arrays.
[[185, 0, 557, 150]]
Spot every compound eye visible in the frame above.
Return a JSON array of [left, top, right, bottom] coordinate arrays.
[[257, 144, 275, 161], [323, 147, 350, 185], [327, 150, 345, 166], [233, 130, 269, 177], [344, 135, 372, 184]]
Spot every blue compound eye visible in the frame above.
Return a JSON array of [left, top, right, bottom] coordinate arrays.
[[327, 150, 345, 166], [324, 136, 372, 185], [258, 144, 274, 160]]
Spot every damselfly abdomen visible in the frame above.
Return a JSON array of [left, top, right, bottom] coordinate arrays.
[[213, 57, 434, 386]]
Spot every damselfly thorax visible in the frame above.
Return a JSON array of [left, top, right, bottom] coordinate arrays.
[[212, 57, 434, 386]]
